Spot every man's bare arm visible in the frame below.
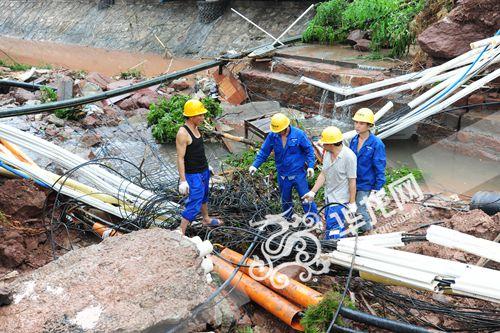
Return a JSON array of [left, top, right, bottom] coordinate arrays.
[[348, 178, 356, 204], [176, 128, 189, 182]]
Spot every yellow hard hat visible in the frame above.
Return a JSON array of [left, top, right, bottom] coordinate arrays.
[[183, 99, 208, 117], [352, 108, 375, 124], [270, 113, 290, 133], [319, 126, 343, 144]]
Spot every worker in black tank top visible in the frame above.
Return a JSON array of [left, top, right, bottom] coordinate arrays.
[[175, 99, 223, 235]]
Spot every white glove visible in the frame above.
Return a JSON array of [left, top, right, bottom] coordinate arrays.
[[209, 165, 214, 174], [301, 191, 316, 202], [179, 181, 189, 195], [249, 165, 257, 176], [347, 203, 357, 214], [307, 168, 315, 178]]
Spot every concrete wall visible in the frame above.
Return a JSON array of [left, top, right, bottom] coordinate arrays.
[[0, 0, 315, 57]]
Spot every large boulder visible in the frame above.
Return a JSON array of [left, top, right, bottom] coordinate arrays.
[[418, 0, 500, 59], [0, 229, 213, 332]]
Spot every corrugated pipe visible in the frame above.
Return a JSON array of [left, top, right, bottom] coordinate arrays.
[[211, 255, 305, 331], [220, 247, 430, 332]]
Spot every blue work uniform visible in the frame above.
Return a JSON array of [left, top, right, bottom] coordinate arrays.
[[349, 132, 386, 231], [252, 126, 317, 219], [181, 125, 210, 222]]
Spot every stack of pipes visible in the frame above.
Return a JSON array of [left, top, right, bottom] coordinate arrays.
[[300, 33, 500, 140], [0, 123, 178, 225], [323, 226, 500, 303]]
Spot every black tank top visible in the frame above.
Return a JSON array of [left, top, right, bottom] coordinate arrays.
[[183, 125, 208, 174]]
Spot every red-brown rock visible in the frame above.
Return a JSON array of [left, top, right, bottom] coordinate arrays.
[[86, 72, 114, 90], [418, 0, 500, 59]]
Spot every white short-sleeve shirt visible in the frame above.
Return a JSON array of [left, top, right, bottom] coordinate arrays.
[[322, 145, 357, 204]]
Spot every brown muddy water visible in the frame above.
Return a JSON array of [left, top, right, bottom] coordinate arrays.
[[0, 36, 202, 76]]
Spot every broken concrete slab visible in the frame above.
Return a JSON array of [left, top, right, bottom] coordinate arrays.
[[0, 229, 212, 333]]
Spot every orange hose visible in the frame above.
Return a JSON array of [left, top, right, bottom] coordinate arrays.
[[211, 255, 304, 331], [0, 139, 36, 165], [220, 248, 323, 308], [92, 222, 121, 238]]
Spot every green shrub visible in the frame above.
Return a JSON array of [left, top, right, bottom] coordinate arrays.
[[302, 0, 425, 57], [54, 108, 80, 120], [301, 290, 356, 332], [120, 68, 143, 79], [384, 165, 423, 192], [224, 148, 276, 177], [40, 86, 57, 103], [147, 95, 222, 144]]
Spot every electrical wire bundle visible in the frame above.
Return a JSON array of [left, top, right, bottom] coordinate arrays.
[[357, 281, 500, 332]]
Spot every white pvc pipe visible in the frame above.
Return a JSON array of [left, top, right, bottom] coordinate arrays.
[[0, 124, 157, 202], [410, 45, 499, 92], [409, 47, 483, 90], [335, 67, 463, 107], [273, 4, 315, 46], [470, 35, 500, 49], [300, 76, 350, 95], [377, 68, 500, 139], [427, 225, 500, 263], [231, 8, 285, 46], [373, 101, 393, 122]]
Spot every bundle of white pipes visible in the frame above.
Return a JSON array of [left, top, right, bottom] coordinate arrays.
[[300, 32, 500, 140], [0, 123, 178, 221], [324, 226, 500, 303]]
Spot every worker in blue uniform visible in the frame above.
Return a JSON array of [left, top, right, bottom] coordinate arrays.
[[349, 108, 386, 232], [249, 113, 318, 220]]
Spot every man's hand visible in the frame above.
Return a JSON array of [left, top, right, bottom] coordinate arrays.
[[179, 181, 189, 195], [307, 167, 315, 178], [249, 166, 257, 176], [301, 191, 316, 203], [347, 203, 357, 214]]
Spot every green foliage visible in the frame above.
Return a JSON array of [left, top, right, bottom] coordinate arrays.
[[0, 59, 32, 71], [224, 148, 277, 177], [301, 290, 356, 332], [120, 68, 143, 79], [201, 96, 223, 118], [40, 86, 57, 103], [147, 95, 222, 144], [302, 0, 425, 57], [384, 165, 423, 191], [54, 108, 80, 120], [236, 326, 253, 333], [147, 97, 168, 126]]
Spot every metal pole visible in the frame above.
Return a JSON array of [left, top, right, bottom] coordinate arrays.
[[230, 8, 285, 46], [273, 4, 315, 46]]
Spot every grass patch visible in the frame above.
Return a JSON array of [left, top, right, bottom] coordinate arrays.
[[301, 289, 356, 332], [0, 59, 32, 71], [120, 68, 143, 79]]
